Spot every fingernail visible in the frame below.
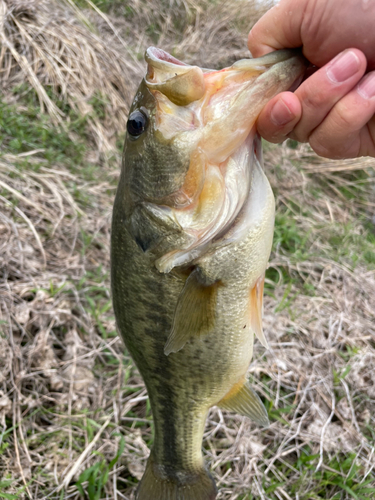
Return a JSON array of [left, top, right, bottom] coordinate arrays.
[[357, 72, 375, 99], [270, 99, 293, 126], [326, 50, 361, 83]]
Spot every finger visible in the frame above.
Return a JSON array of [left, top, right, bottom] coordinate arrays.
[[248, 1, 375, 69], [256, 92, 301, 143], [248, 0, 305, 57], [257, 49, 366, 144], [309, 71, 375, 159], [289, 49, 367, 143]]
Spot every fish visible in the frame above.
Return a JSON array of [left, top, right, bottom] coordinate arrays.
[[111, 46, 306, 500]]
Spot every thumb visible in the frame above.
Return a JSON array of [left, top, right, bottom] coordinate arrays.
[[248, 0, 306, 57]]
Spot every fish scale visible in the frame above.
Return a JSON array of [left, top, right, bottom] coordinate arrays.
[[111, 47, 306, 499]]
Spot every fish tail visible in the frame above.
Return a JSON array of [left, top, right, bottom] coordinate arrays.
[[136, 454, 217, 500]]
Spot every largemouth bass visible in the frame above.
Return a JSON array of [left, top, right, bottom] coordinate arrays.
[[111, 47, 306, 500]]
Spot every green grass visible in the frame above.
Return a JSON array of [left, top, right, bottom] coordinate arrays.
[[1, 25, 374, 498], [265, 199, 375, 295], [0, 481, 26, 500], [0, 86, 122, 179], [232, 449, 375, 500], [0, 89, 120, 223], [0, 92, 87, 169], [266, 451, 375, 500]]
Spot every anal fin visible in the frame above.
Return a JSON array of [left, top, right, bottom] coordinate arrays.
[[250, 274, 269, 349], [218, 377, 269, 427], [164, 269, 219, 355]]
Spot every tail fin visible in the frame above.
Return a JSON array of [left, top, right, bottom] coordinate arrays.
[[136, 455, 217, 500]]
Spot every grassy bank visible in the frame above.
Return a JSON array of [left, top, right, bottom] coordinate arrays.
[[0, 1, 374, 499]]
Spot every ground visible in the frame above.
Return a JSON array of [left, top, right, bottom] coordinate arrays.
[[0, 1, 375, 499]]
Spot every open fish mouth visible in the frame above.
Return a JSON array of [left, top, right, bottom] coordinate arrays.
[[139, 47, 307, 273]]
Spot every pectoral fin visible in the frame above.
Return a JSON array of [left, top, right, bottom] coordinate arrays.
[[218, 377, 269, 427], [250, 274, 268, 349], [164, 270, 218, 355]]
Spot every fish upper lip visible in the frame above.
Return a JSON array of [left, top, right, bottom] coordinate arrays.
[[145, 47, 189, 69], [145, 48, 206, 106]]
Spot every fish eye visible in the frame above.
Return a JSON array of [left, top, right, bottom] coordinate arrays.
[[127, 110, 148, 138]]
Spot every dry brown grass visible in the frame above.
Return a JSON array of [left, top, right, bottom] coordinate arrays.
[[1, 0, 375, 499], [0, 0, 140, 153], [0, 0, 273, 154]]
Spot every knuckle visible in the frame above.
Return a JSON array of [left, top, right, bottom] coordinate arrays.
[[310, 139, 340, 159], [301, 0, 326, 48], [309, 131, 357, 159], [288, 130, 307, 143], [289, 124, 310, 144], [332, 101, 356, 130], [300, 84, 328, 111]]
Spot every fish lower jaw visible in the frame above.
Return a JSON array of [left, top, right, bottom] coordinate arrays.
[[154, 137, 257, 274]]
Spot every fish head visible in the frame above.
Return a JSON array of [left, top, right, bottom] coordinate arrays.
[[123, 49, 206, 208], [121, 47, 306, 268]]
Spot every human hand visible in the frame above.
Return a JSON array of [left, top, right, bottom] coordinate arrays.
[[248, 0, 375, 159]]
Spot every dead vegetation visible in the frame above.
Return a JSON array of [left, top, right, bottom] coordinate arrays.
[[0, 0, 272, 154], [0, 0, 139, 152], [0, 0, 375, 499]]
